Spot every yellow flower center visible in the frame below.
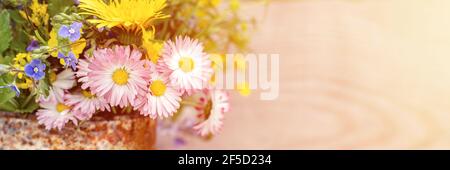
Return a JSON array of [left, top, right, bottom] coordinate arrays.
[[112, 68, 129, 85], [150, 80, 166, 97], [81, 90, 95, 99], [203, 100, 213, 119], [56, 103, 70, 113], [49, 72, 57, 84], [178, 57, 195, 72]]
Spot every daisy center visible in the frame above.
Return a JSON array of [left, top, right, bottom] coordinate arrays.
[[56, 103, 70, 113], [49, 72, 57, 84], [203, 100, 213, 119], [178, 57, 195, 72], [81, 90, 95, 99], [112, 68, 129, 85], [150, 80, 166, 96]]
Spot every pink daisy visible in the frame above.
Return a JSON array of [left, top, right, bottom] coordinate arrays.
[[193, 89, 230, 136], [159, 36, 213, 95], [64, 90, 110, 121], [81, 46, 150, 108], [36, 90, 78, 131], [134, 72, 182, 119], [75, 56, 93, 90]]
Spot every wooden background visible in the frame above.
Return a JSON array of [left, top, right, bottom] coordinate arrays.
[[183, 0, 450, 149]]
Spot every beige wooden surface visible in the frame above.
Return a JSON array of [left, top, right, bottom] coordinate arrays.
[[183, 0, 450, 149]]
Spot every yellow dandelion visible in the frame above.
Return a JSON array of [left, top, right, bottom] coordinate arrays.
[[78, 0, 170, 29]]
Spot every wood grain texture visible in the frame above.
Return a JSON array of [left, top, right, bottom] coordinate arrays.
[[182, 0, 450, 149]]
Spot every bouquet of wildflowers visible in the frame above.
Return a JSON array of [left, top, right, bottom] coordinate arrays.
[[0, 0, 252, 145]]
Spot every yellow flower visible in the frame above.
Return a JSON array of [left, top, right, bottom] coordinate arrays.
[[230, 0, 241, 12], [210, 54, 226, 70], [48, 29, 59, 57], [16, 79, 34, 89], [12, 53, 32, 79], [78, 0, 170, 29], [237, 82, 251, 96], [233, 54, 247, 71], [60, 39, 87, 65], [198, 0, 221, 7], [141, 29, 163, 64], [70, 39, 87, 58], [12, 53, 34, 89], [208, 54, 225, 85], [48, 29, 87, 66], [143, 41, 163, 64], [19, 0, 49, 27]]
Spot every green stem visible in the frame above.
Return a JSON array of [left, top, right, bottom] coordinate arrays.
[[47, 41, 85, 54], [20, 94, 34, 108], [9, 68, 24, 73], [23, 8, 37, 31], [34, 30, 46, 44], [7, 99, 18, 109]]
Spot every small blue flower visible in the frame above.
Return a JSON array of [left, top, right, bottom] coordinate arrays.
[[174, 137, 186, 147], [58, 22, 82, 42], [58, 52, 78, 71], [0, 84, 20, 97], [26, 40, 39, 52], [24, 59, 46, 80]]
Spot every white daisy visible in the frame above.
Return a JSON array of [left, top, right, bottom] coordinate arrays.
[[135, 72, 182, 119], [49, 69, 76, 101], [193, 89, 230, 136], [64, 90, 110, 121], [36, 91, 78, 131], [80, 46, 150, 108], [159, 36, 213, 95]]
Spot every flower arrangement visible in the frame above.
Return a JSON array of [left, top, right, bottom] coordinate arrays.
[[0, 0, 253, 147]]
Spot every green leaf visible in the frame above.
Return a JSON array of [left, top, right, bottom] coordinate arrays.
[[48, 0, 74, 17], [8, 9, 25, 24], [17, 94, 39, 113], [0, 87, 16, 105], [17, 100, 38, 113], [0, 55, 13, 64], [9, 29, 28, 53], [35, 78, 50, 97], [0, 73, 16, 105], [0, 99, 18, 112], [7, 9, 29, 53], [0, 10, 12, 54]]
